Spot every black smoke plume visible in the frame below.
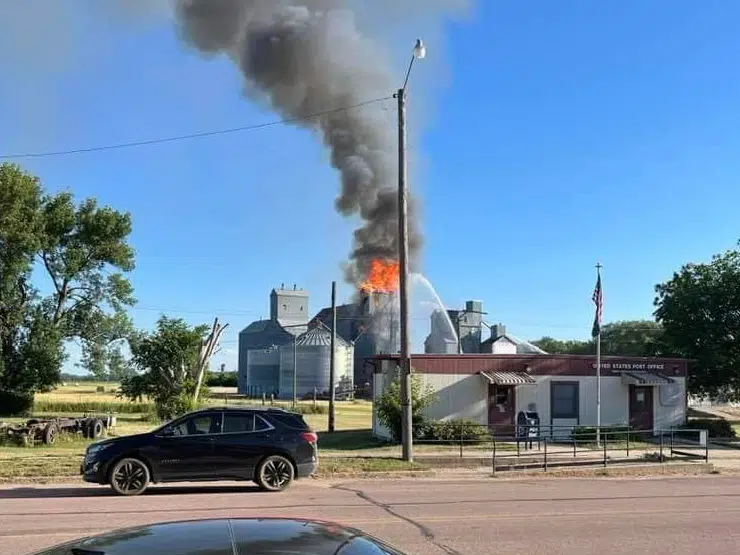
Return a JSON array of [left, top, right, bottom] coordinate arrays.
[[174, 0, 454, 283]]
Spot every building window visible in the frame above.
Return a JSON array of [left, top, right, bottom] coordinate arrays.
[[551, 382, 579, 419], [495, 388, 509, 406]]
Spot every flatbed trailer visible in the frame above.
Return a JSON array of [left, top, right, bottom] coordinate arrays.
[[0, 414, 116, 445]]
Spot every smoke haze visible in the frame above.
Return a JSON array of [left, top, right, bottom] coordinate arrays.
[[174, 0, 466, 283]]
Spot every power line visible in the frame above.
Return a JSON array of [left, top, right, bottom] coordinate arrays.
[[0, 96, 393, 160]]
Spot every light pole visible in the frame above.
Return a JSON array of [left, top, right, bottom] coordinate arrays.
[[397, 38, 426, 463], [282, 324, 307, 408]]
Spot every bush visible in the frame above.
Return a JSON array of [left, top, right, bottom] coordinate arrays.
[[262, 402, 327, 415], [0, 390, 34, 416], [684, 418, 736, 438], [571, 425, 631, 442], [420, 419, 489, 444], [292, 404, 326, 415], [375, 374, 436, 442], [206, 371, 238, 388]]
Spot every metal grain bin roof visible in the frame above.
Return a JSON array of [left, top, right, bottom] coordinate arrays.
[[295, 326, 351, 348]]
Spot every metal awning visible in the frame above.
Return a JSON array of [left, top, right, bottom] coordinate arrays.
[[620, 371, 675, 386], [479, 371, 537, 385]]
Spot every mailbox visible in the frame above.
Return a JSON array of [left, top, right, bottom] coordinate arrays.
[[516, 410, 540, 441]]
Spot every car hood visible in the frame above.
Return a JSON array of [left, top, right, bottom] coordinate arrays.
[[88, 432, 151, 449], [31, 518, 409, 555]]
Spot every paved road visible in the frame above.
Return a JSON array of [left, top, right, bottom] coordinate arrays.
[[2, 475, 740, 555]]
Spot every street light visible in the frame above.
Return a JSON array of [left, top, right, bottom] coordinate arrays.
[[282, 323, 308, 408], [397, 38, 425, 463]]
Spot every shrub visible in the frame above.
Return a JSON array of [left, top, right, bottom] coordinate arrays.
[[375, 374, 436, 442], [420, 419, 489, 444], [0, 390, 34, 417], [292, 404, 326, 415], [571, 425, 631, 442], [683, 418, 736, 438], [206, 371, 238, 388], [261, 402, 326, 415]]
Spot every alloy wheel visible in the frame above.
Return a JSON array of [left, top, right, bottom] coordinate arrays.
[[262, 457, 293, 490], [112, 460, 148, 495]]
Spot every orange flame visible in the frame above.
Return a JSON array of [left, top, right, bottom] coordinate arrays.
[[360, 259, 400, 293]]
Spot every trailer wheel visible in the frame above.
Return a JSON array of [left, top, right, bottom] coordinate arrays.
[[90, 419, 104, 438], [43, 423, 58, 445]]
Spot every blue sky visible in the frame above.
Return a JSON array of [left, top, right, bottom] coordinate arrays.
[[1, 1, 739, 374]]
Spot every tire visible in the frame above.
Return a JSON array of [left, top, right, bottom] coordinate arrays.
[[42, 423, 58, 445], [81, 420, 91, 439], [91, 419, 104, 438], [255, 455, 295, 492], [109, 458, 150, 496]]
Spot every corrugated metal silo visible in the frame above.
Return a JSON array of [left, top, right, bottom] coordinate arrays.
[[278, 326, 354, 400]]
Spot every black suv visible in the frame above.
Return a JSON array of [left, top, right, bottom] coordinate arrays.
[[81, 407, 319, 496]]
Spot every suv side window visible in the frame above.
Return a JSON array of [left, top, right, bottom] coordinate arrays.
[[222, 413, 273, 433], [170, 414, 221, 436], [223, 413, 255, 433], [254, 414, 272, 432]]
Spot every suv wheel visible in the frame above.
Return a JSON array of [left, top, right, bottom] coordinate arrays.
[[256, 455, 295, 492], [109, 458, 150, 496]]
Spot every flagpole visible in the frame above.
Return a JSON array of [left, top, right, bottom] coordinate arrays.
[[595, 263, 602, 447]]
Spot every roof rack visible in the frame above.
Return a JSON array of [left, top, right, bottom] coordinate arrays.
[[205, 406, 290, 413]]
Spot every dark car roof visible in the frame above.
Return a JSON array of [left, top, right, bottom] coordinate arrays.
[[33, 518, 407, 555], [191, 406, 298, 415]]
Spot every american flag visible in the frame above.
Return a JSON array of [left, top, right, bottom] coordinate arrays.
[[591, 269, 602, 338]]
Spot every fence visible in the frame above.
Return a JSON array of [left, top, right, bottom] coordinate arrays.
[[411, 424, 710, 472]]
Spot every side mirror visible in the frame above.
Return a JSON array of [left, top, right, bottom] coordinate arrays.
[[159, 428, 175, 437]]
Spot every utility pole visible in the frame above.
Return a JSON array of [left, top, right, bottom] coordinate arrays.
[[396, 39, 425, 463], [328, 281, 337, 433], [397, 85, 413, 462], [293, 334, 298, 409]]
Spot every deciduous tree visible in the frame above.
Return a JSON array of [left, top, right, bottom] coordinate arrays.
[[0, 163, 136, 409], [119, 316, 227, 420], [654, 243, 740, 399], [531, 320, 663, 357]]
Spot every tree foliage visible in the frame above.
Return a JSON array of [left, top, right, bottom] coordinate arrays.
[[119, 316, 226, 421], [375, 372, 436, 442], [654, 243, 740, 399], [532, 320, 663, 357], [0, 163, 135, 396], [531, 337, 592, 355]]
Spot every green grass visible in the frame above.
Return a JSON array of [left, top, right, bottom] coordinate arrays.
[[317, 429, 388, 451], [26, 384, 374, 432], [0, 385, 427, 481], [315, 457, 429, 476], [0, 453, 82, 480]]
